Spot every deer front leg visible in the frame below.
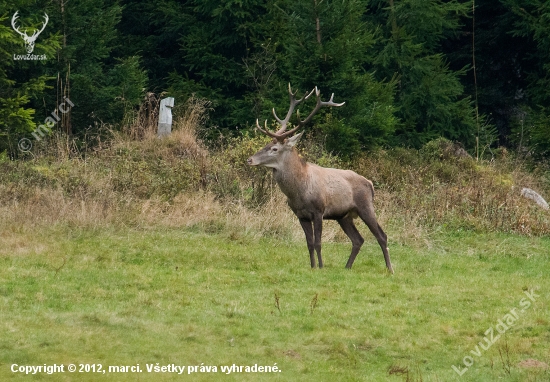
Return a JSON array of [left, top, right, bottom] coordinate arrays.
[[313, 214, 323, 268], [299, 218, 316, 268]]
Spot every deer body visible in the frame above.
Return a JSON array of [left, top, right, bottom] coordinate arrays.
[[274, 157, 358, 220], [248, 86, 393, 273]]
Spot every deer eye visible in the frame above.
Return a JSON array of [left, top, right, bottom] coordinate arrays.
[[271, 147, 278, 152]]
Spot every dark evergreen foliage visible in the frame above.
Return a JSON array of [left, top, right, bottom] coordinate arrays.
[[1, 0, 550, 159]]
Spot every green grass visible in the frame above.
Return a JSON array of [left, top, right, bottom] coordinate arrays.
[[0, 226, 549, 381]]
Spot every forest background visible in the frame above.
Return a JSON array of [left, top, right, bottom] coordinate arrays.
[[1, 0, 550, 159]]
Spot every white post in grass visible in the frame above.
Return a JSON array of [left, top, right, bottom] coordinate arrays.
[[158, 97, 175, 137]]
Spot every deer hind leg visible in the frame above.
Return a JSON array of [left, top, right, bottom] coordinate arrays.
[[299, 218, 316, 268], [358, 206, 394, 274], [337, 215, 365, 269]]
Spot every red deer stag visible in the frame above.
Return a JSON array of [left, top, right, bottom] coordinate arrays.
[[247, 85, 393, 273]]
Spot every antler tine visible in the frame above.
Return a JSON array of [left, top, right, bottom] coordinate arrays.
[[11, 11, 26, 37], [303, 87, 317, 100], [256, 119, 279, 140], [31, 13, 48, 38], [272, 124, 301, 141], [256, 117, 298, 142], [37, 13, 49, 34], [258, 85, 344, 142], [273, 83, 310, 135], [272, 83, 294, 129], [298, 87, 345, 127], [322, 93, 346, 108]]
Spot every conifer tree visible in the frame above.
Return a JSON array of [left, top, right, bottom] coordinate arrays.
[[502, 0, 550, 156], [52, 0, 146, 134], [369, 0, 476, 147], [0, 1, 60, 154], [264, 0, 397, 154]]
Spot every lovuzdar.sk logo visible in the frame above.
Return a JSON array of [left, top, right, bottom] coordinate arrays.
[[11, 11, 48, 61]]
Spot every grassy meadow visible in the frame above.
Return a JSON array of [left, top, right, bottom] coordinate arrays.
[[1, 226, 549, 381], [1, 98, 549, 381]]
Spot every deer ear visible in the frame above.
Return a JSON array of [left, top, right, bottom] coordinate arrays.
[[286, 132, 303, 147]]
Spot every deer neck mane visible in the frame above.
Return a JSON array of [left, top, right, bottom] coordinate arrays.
[[272, 148, 309, 196]]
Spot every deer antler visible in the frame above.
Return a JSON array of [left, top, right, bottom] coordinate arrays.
[[32, 13, 49, 38], [272, 83, 315, 135], [255, 119, 279, 140], [297, 87, 345, 126], [257, 84, 344, 142], [11, 12, 49, 53], [11, 12, 26, 38]]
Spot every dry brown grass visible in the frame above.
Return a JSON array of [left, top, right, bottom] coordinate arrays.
[[1, 96, 549, 247], [351, 145, 550, 240], [0, 96, 299, 244]]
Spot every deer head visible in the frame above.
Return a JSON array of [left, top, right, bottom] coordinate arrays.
[[11, 11, 49, 54], [248, 84, 344, 167]]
